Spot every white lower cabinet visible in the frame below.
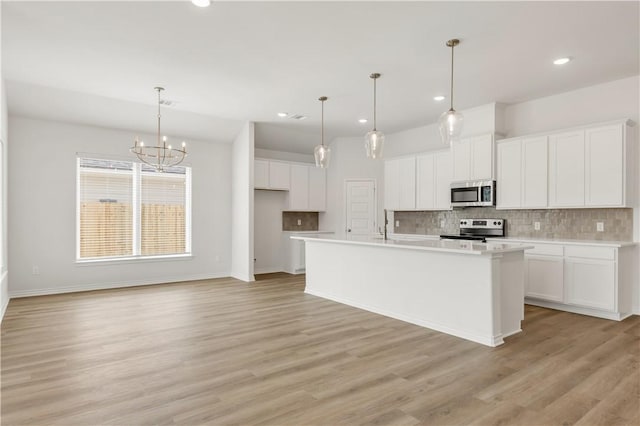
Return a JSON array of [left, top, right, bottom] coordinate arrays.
[[565, 258, 616, 311], [503, 239, 635, 321], [525, 255, 564, 302]]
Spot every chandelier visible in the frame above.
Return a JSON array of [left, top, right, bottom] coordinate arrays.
[[439, 39, 464, 145], [364, 73, 384, 159], [131, 87, 187, 171]]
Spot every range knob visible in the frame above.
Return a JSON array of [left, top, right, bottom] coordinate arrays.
[[493, 221, 498, 225], [498, 221, 502, 225]]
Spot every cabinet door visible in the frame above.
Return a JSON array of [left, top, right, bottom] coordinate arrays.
[[308, 166, 326, 211], [398, 157, 416, 210], [452, 139, 471, 182], [269, 161, 290, 190], [288, 165, 309, 210], [549, 130, 585, 207], [565, 258, 615, 311], [522, 136, 548, 208], [496, 139, 522, 209], [525, 255, 563, 302], [416, 154, 435, 209], [470, 134, 494, 180], [255, 160, 269, 189], [384, 160, 399, 210], [585, 124, 624, 206], [434, 151, 453, 210]]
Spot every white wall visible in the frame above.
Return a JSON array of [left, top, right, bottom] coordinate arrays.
[[1, 0, 10, 319], [8, 116, 231, 296], [503, 75, 640, 314], [254, 190, 287, 274], [385, 103, 500, 158], [320, 136, 385, 237], [231, 122, 255, 282], [255, 148, 314, 164]]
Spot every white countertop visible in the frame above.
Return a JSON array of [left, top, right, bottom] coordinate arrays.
[[389, 233, 636, 248], [283, 230, 335, 234], [291, 234, 533, 256]]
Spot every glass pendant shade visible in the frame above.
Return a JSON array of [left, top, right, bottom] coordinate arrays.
[[364, 130, 385, 159], [314, 144, 331, 168], [438, 108, 464, 145]]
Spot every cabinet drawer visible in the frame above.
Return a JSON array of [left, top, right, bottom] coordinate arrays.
[[525, 243, 564, 257], [565, 246, 615, 260]]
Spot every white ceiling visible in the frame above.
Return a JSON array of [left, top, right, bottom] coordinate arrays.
[[3, 1, 639, 154]]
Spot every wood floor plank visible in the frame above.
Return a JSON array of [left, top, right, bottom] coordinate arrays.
[[2, 274, 639, 425]]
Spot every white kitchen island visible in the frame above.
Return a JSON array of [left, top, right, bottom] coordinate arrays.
[[291, 235, 533, 347]]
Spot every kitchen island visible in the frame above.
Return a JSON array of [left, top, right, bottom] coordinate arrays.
[[291, 235, 533, 347]]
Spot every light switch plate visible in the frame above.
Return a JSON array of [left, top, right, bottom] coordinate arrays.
[[534, 222, 540, 231], [440, 220, 446, 228], [596, 222, 604, 232], [297, 219, 302, 226]]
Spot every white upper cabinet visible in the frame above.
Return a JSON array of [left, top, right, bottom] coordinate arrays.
[[549, 129, 586, 207], [308, 167, 327, 211], [496, 136, 548, 209], [254, 159, 290, 190], [496, 139, 522, 209], [522, 136, 548, 208], [268, 161, 291, 190], [452, 133, 494, 182], [416, 154, 435, 209], [288, 164, 326, 211], [254, 159, 269, 189], [585, 124, 624, 206], [384, 157, 416, 210], [416, 150, 452, 210], [288, 164, 309, 210]]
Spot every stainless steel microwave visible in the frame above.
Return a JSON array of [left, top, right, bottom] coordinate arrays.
[[450, 180, 496, 207]]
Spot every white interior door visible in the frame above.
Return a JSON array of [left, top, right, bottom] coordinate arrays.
[[345, 180, 376, 235]]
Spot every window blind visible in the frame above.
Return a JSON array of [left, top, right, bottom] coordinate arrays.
[[78, 158, 134, 258], [77, 158, 191, 260]]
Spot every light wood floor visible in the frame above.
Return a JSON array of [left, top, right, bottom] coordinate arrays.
[[1, 273, 639, 425]]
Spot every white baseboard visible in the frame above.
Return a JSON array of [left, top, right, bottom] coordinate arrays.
[[8, 272, 231, 298], [1, 270, 8, 322], [254, 266, 284, 275], [525, 298, 629, 321]]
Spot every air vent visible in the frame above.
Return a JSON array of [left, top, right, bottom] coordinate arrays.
[[288, 114, 307, 120]]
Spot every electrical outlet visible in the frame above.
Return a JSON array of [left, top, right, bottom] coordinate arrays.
[[597, 222, 604, 232], [297, 219, 302, 226], [32, 266, 40, 275], [534, 222, 540, 231], [395, 220, 400, 227], [440, 220, 446, 228]]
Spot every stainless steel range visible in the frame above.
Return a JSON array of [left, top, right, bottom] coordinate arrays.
[[440, 218, 506, 243]]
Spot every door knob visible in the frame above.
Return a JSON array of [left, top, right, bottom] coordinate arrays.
[[347, 228, 352, 232]]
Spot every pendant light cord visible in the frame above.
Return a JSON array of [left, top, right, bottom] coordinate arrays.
[[157, 88, 162, 146], [450, 43, 454, 111], [321, 99, 324, 147], [373, 77, 377, 131]]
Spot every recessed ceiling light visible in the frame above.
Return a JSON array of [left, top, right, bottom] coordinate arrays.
[[277, 112, 288, 118], [192, 0, 211, 8], [433, 95, 446, 101], [358, 118, 368, 124], [553, 57, 571, 65]]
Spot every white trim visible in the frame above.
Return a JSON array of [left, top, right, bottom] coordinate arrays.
[[231, 272, 255, 283], [253, 266, 284, 274], [8, 272, 231, 299], [76, 253, 193, 266], [525, 299, 631, 321], [1, 270, 8, 322]]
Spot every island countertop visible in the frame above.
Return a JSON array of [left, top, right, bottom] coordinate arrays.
[[291, 234, 533, 256]]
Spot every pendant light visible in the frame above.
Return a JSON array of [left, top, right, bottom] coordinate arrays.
[[439, 39, 464, 145], [364, 73, 384, 159], [314, 96, 331, 168], [130, 87, 187, 171]]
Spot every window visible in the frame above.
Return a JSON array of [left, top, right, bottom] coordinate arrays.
[[77, 158, 191, 261]]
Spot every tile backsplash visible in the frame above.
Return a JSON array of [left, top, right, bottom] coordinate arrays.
[[282, 211, 319, 231], [394, 208, 633, 241]]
